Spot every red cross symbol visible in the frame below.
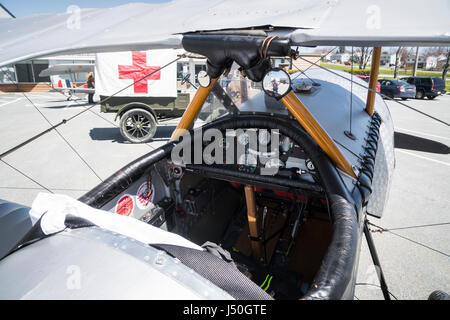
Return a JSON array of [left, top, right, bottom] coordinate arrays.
[[118, 51, 160, 94]]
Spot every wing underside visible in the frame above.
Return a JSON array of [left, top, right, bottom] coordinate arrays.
[[0, 0, 448, 67]]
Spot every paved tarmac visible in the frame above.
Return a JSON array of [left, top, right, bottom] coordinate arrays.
[[0, 91, 448, 300]]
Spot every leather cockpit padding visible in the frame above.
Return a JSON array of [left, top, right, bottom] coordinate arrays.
[[196, 115, 360, 299], [302, 194, 358, 300], [182, 34, 290, 81], [77, 114, 360, 299]]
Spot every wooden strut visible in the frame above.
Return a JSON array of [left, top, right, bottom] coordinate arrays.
[[170, 77, 219, 141], [244, 185, 263, 261], [281, 91, 357, 179], [366, 46, 381, 116], [169, 69, 356, 179]]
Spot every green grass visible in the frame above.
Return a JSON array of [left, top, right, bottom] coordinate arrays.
[[290, 62, 450, 92], [319, 63, 447, 78]]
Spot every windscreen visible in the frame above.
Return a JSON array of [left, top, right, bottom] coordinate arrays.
[[194, 63, 265, 126]]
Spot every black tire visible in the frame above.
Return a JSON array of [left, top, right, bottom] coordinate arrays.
[[119, 108, 157, 143], [427, 96, 436, 100], [428, 290, 450, 300], [415, 90, 424, 99], [401, 97, 408, 100]]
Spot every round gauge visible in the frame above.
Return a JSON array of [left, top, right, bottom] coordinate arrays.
[[306, 159, 315, 171], [265, 158, 285, 169], [280, 136, 294, 153], [197, 70, 211, 88], [237, 132, 250, 146], [258, 129, 271, 146]]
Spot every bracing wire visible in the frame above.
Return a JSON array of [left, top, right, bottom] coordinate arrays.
[[19, 92, 103, 182], [0, 54, 183, 192], [349, 46, 354, 134], [0, 54, 184, 160], [295, 55, 450, 127], [290, 46, 338, 82], [367, 221, 449, 258]]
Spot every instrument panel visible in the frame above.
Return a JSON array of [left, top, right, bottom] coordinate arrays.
[[200, 128, 316, 183]]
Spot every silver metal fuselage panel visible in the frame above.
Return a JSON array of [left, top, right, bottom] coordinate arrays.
[[0, 227, 233, 300]]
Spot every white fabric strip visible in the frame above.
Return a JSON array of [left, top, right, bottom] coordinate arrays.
[[30, 192, 202, 250]]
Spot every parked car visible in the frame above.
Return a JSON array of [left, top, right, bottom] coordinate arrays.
[[400, 76, 446, 99], [357, 75, 381, 92], [378, 79, 416, 100]]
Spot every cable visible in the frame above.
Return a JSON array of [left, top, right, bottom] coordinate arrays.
[[387, 222, 450, 231], [367, 221, 449, 258], [19, 92, 103, 182], [290, 46, 338, 82], [0, 186, 89, 191], [0, 55, 183, 195], [0, 54, 183, 160], [295, 56, 450, 127], [0, 159, 53, 193], [349, 46, 354, 134], [355, 283, 398, 300], [71, 99, 158, 149]]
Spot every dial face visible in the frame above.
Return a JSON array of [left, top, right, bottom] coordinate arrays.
[[280, 136, 293, 152], [258, 129, 271, 146], [306, 159, 315, 171], [265, 158, 284, 169]]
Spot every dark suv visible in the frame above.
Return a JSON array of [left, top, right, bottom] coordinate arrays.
[[400, 76, 446, 99]]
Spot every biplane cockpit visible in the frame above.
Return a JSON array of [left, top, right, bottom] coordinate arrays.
[[0, 0, 448, 301]]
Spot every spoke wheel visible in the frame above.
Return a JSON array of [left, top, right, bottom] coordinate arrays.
[[120, 109, 157, 143]]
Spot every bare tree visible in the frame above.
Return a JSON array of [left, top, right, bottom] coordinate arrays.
[[442, 49, 449, 81], [358, 47, 373, 69], [362, 48, 373, 69], [393, 47, 405, 79]]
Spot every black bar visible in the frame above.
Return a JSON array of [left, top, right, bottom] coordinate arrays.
[[364, 219, 391, 300]]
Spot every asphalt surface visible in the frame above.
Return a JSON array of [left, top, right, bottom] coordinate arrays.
[[0, 91, 449, 300]]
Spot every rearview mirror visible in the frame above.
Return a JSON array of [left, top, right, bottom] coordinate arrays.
[[262, 68, 291, 99]]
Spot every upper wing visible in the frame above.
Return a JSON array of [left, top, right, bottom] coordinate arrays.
[[39, 64, 95, 77], [0, 0, 449, 67]]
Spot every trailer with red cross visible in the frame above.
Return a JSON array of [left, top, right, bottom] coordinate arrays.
[[95, 49, 192, 143]]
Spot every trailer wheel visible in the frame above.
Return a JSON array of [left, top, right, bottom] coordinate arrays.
[[120, 109, 157, 143]]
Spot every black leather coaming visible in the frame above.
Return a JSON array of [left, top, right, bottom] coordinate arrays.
[[303, 194, 358, 300], [78, 142, 176, 208], [79, 114, 361, 300], [197, 115, 359, 299], [182, 34, 291, 81]]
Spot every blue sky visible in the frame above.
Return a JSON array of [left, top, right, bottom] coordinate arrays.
[[1, 0, 169, 17]]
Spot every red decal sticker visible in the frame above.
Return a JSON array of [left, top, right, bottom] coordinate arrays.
[[136, 182, 154, 210], [115, 195, 134, 216]]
